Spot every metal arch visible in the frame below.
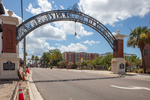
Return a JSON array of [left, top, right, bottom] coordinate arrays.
[[16, 10, 117, 49]]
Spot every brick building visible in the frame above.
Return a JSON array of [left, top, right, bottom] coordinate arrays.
[[143, 45, 150, 70], [62, 52, 99, 64]]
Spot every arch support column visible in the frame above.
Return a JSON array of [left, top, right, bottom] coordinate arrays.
[[0, 11, 19, 79], [111, 30, 126, 74]]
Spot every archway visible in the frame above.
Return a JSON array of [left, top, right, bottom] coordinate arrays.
[[16, 7, 117, 50], [0, 4, 126, 80]]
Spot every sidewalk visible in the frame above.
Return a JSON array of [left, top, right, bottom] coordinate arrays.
[[52, 68, 150, 81]]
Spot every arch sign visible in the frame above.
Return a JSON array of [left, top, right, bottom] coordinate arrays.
[[16, 4, 117, 49]]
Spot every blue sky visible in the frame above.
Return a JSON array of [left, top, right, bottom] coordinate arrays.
[[3, 0, 150, 59]]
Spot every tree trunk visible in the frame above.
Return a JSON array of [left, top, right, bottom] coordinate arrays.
[[140, 49, 146, 73], [57, 58, 58, 68]]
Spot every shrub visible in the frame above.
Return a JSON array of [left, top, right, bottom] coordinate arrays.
[[133, 68, 138, 73], [108, 66, 111, 71], [138, 68, 144, 73], [146, 69, 150, 74]]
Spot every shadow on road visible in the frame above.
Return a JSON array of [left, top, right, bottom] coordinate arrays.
[[30, 76, 121, 83]]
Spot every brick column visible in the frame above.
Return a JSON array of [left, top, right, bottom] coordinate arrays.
[[111, 30, 126, 74], [0, 10, 19, 79], [113, 40, 124, 58], [0, 11, 19, 53]]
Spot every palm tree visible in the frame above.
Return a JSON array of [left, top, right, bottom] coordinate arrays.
[[31, 55, 35, 65], [53, 49, 62, 68], [127, 26, 149, 73], [35, 56, 39, 67]]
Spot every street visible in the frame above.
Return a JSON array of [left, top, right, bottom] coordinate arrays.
[[32, 68, 150, 100]]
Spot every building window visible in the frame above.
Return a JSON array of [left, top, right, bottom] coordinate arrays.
[[78, 54, 80, 56], [144, 49, 148, 55], [78, 57, 80, 58], [69, 56, 71, 58], [84, 54, 85, 56], [89, 55, 90, 56], [87, 55, 88, 56], [69, 59, 71, 61], [76, 57, 77, 58], [87, 57, 88, 59], [89, 57, 91, 59], [76, 59, 77, 61], [69, 53, 71, 55], [76, 54, 77, 56], [81, 54, 83, 56], [95, 55, 97, 57], [84, 57, 85, 59]]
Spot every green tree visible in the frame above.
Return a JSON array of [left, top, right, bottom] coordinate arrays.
[[87, 63, 93, 70], [31, 55, 35, 65], [67, 62, 74, 69], [76, 61, 81, 69], [127, 26, 149, 73], [35, 56, 39, 67], [49, 54, 57, 67], [135, 57, 142, 68], [53, 49, 62, 68], [101, 54, 113, 69], [58, 60, 66, 68], [128, 56, 137, 67]]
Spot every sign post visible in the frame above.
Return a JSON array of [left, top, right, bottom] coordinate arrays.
[[81, 58, 83, 69]]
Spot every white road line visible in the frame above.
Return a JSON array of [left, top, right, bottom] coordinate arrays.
[[110, 85, 150, 91], [69, 98, 73, 100]]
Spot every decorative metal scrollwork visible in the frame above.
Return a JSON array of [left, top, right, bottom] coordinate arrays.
[[16, 5, 117, 49], [67, 3, 83, 12]]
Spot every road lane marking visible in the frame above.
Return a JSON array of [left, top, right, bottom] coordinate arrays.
[[69, 98, 73, 100], [110, 85, 150, 91]]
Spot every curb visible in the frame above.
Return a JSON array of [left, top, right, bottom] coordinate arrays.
[[27, 70, 43, 100]]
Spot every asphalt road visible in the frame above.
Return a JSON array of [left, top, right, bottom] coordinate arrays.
[[32, 68, 150, 100]]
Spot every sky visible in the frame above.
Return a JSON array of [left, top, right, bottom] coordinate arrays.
[[2, 0, 150, 60]]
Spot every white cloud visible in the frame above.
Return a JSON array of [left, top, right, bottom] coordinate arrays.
[[52, 1, 54, 3], [82, 40, 100, 46], [60, 5, 64, 9], [30, 24, 66, 41], [26, 0, 52, 15], [54, 21, 93, 37], [55, 43, 60, 46], [112, 32, 117, 35], [75, 35, 81, 39], [58, 43, 87, 53], [96, 41, 100, 44], [78, 0, 150, 26], [26, 33, 56, 56], [26, 3, 42, 15], [37, 0, 52, 12], [55, 5, 58, 9]]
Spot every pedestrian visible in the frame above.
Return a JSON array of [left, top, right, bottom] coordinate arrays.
[[25, 66, 30, 74]]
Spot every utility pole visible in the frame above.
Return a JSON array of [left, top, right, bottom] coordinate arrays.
[[21, 0, 26, 71]]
